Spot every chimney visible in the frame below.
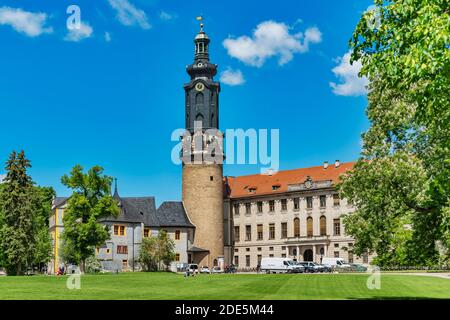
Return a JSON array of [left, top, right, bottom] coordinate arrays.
[[335, 160, 340, 168], [323, 161, 329, 169]]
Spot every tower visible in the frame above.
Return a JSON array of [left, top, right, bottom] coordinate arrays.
[[182, 20, 225, 268]]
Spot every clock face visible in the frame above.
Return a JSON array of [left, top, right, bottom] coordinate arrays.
[[195, 82, 205, 91], [197, 62, 203, 68]]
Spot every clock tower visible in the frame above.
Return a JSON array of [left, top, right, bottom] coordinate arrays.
[[181, 21, 226, 268]]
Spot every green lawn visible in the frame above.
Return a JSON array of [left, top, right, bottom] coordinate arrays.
[[0, 272, 449, 300]]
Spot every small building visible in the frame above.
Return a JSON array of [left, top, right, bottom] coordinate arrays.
[[48, 183, 194, 274]]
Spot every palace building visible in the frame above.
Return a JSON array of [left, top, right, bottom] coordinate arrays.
[[224, 160, 372, 269], [48, 23, 371, 274]]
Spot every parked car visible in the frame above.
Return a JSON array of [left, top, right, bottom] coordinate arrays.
[[321, 257, 351, 270], [349, 263, 367, 272], [200, 266, 211, 274], [317, 263, 332, 273], [187, 263, 199, 274], [211, 266, 224, 274], [261, 258, 302, 274], [292, 262, 305, 273], [298, 262, 321, 273]]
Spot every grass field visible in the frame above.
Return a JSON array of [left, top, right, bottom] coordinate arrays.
[[0, 272, 449, 300]]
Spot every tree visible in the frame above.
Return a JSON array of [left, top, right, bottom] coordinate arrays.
[[0, 151, 35, 275], [60, 165, 119, 273], [139, 230, 176, 272], [339, 0, 449, 266]]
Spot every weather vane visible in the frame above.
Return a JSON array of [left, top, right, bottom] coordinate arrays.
[[196, 15, 204, 32]]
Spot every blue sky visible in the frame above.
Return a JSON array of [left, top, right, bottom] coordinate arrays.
[[0, 0, 373, 204]]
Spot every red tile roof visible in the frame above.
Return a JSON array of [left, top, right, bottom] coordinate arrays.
[[225, 162, 355, 199]]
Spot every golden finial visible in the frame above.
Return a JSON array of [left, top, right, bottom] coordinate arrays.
[[196, 16, 204, 32]]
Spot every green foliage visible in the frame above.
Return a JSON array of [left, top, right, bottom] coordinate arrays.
[[0, 152, 55, 275], [60, 165, 119, 272], [85, 255, 102, 274], [340, 0, 450, 266], [139, 230, 176, 272]]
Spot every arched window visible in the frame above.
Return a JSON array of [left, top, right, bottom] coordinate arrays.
[[196, 92, 204, 105], [293, 217, 300, 237], [320, 216, 327, 235], [307, 217, 313, 237]]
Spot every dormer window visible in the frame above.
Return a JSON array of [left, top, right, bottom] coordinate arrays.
[[272, 184, 281, 191], [248, 186, 257, 193]]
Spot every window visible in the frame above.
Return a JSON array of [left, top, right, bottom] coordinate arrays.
[[210, 176, 214, 181], [363, 253, 369, 264], [106, 248, 111, 254], [307, 217, 313, 237], [269, 200, 275, 212], [234, 226, 240, 242], [117, 245, 128, 254], [234, 204, 240, 216], [234, 248, 238, 253], [293, 218, 300, 237], [293, 198, 300, 210], [281, 199, 287, 211], [320, 216, 327, 235], [246, 248, 250, 252], [306, 197, 313, 209], [245, 203, 251, 215], [257, 224, 263, 241], [175, 230, 181, 240], [281, 222, 287, 239], [320, 195, 327, 208], [249, 187, 257, 193], [144, 228, 150, 238], [269, 254, 274, 258], [334, 219, 341, 236], [269, 247, 274, 251], [175, 253, 180, 262], [234, 256, 239, 266], [257, 202, 263, 213], [281, 246, 286, 250], [257, 247, 262, 251], [334, 251, 339, 258], [272, 185, 280, 191], [114, 225, 126, 236], [269, 223, 275, 240], [282, 254, 286, 258], [122, 260, 128, 270], [246, 255, 250, 267], [334, 243, 339, 248], [257, 255, 262, 265], [333, 194, 340, 206], [245, 225, 251, 241], [348, 251, 354, 264]]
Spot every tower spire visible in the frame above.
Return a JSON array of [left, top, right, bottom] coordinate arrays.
[[113, 178, 119, 199]]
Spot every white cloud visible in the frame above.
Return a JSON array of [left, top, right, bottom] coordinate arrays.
[[220, 68, 245, 86], [223, 20, 322, 67], [64, 22, 93, 42], [0, 6, 53, 37], [0, 174, 5, 183], [108, 0, 151, 30], [104, 31, 112, 42], [159, 11, 176, 21], [329, 51, 369, 96]]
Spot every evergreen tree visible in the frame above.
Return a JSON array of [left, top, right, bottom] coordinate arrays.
[[0, 151, 35, 275]]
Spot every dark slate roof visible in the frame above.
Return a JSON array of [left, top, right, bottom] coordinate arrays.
[[101, 197, 158, 226], [156, 201, 195, 228], [53, 197, 69, 208]]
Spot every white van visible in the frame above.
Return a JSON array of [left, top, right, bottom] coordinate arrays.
[[321, 257, 351, 269], [260, 258, 300, 274]]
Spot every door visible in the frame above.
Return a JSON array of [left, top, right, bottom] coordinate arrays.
[[304, 249, 313, 262]]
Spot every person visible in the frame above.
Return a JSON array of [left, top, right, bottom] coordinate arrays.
[[256, 264, 261, 274]]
